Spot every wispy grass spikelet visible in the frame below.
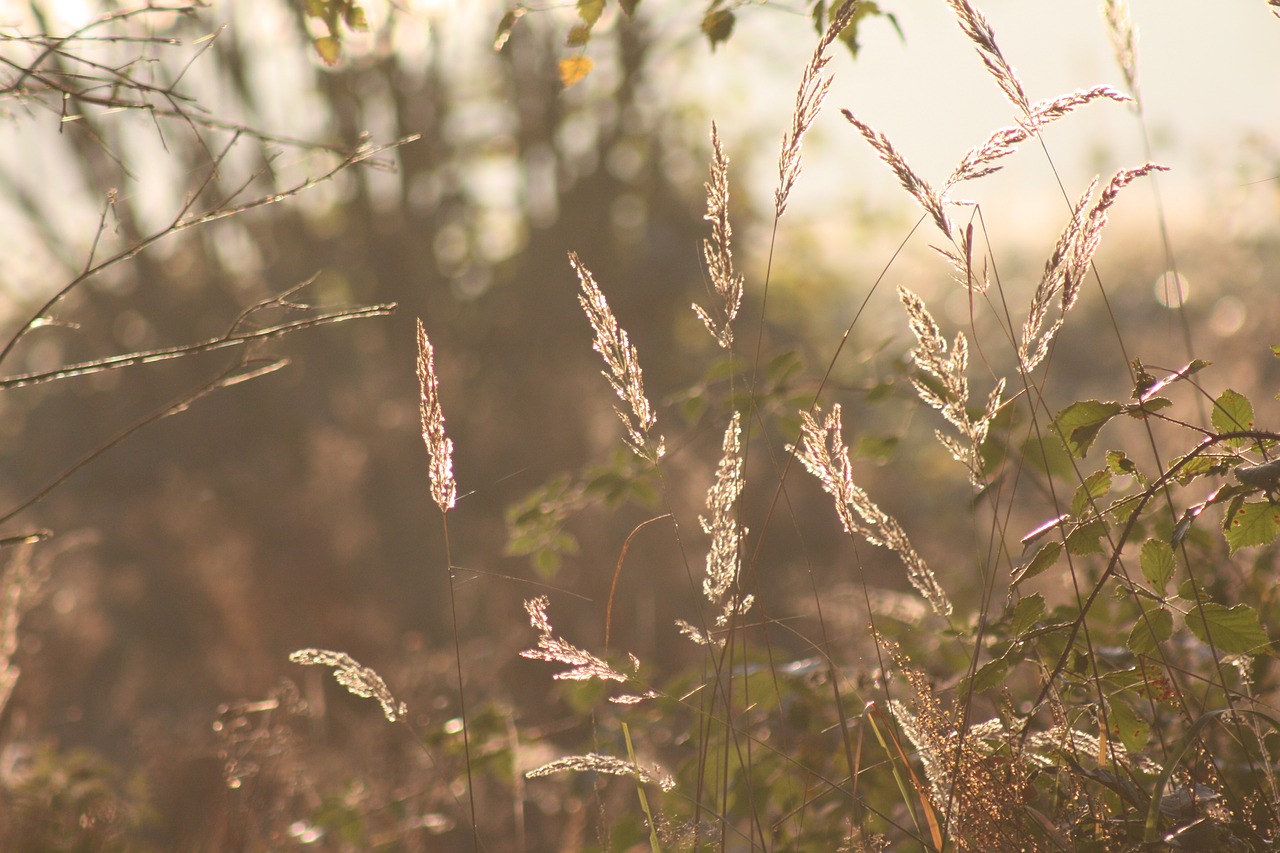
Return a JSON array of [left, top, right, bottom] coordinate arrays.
[[416, 318, 457, 513], [842, 110, 954, 240], [775, 0, 855, 218], [681, 411, 752, 645], [899, 287, 1003, 486], [694, 123, 744, 349], [946, 87, 1131, 186], [943, 0, 1030, 113], [793, 404, 952, 616], [1102, 0, 1139, 96], [289, 648, 408, 722], [570, 252, 664, 462], [520, 595, 628, 682], [1020, 164, 1167, 371], [525, 752, 675, 792]]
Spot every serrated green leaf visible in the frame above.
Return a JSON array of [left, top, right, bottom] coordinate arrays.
[[577, 0, 605, 26], [1185, 602, 1270, 655], [1139, 538, 1175, 592], [1014, 541, 1061, 586], [970, 657, 1010, 693], [1103, 697, 1149, 753], [1212, 388, 1254, 446], [1071, 469, 1112, 517], [1066, 518, 1108, 555], [1123, 396, 1171, 420], [1127, 606, 1172, 655], [313, 35, 341, 65], [1009, 594, 1045, 635], [343, 3, 368, 31], [701, 9, 735, 47], [1223, 500, 1280, 554], [1106, 450, 1144, 483], [1053, 400, 1123, 458]]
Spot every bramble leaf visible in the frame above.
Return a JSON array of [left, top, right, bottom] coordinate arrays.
[[1127, 606, 1172, 655], [1212, 388, 1254, 447], [1139, 538, 1174, 592], [1222, 500, 1280, 554], [1014, 541, 1061, 586], [1185, 602, 1270, 655], [1053, 400, 1123, 458], [1071, 469, 1112, 517], [577, 0, 605, 26]]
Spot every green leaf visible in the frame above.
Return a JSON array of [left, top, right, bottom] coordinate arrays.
[[1014, 541, 1061, 586], [701, 9, 735, 47], [1107, 449, 1145, 484], [970, 657, 1011, 693], [1103, 697, 1150, 753], [1066, 518, 1108, 556], [1122, 396, 1171, 419], [1185, 602, 1270, 655], [1139, 538, 1175, 592], [1053, 400, 1123, 458], [313, 36, 342, 65], [1071, 469, 1112, 517], [1008, 594, 1045, 635], [1127, 606, 1172, 655], [343, 3, 368, 31], [566, 23, 592, 46], [1223, 500, 1280, 554], [577, 0, 605, 26], [1212, 388, 1254, 445]]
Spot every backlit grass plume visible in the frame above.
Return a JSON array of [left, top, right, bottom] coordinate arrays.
[[571, 252, 664, 462], [795, 404, 952, 617], [693, 123, 743, 350], [289, 648, 407, 723], [416, 318, 456, 512]]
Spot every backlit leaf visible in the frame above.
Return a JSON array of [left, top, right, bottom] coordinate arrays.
[[559, 56, 594, 87], [314, 36, 341, 65], [1212, 388, 1254, 446], [1053, 400, 1123, 458], [566, 24, 592, 46], [1013, 540, 1061, 586], [1185, 602, 1270, 655], [1139, 538, 1174, 592], [577, 0, 605, 26], [1071, 469, 1112, 517], [1223, 500, 1280, 554], [1127, 606, 1172, 655]]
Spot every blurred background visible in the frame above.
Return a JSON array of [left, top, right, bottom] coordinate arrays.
[[0, 0, 1277, 848]]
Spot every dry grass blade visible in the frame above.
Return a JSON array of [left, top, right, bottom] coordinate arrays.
[[842, 110, 954, 239], [520, 595, 629, 682], [775, 0, 855, 219], [943, 0, 1029, 113], [694, 122, 744, 349], [571, 252, 664, 462], [416, 319, 457, 513], [794, 404, 952, 616], [947, 86, 1131, 186], [289, 648, 408, 722]]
